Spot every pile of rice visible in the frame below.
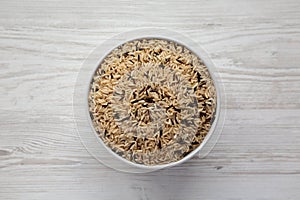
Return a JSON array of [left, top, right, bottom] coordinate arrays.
[[88, 38, 217, 165]]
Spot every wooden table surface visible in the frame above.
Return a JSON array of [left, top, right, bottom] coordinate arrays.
[[1, 0, 299, 199]]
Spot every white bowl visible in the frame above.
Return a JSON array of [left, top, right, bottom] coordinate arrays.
[[73, 28, 226, 173]]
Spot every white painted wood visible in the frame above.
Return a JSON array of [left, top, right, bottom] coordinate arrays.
[[0, 0, 299, 199]]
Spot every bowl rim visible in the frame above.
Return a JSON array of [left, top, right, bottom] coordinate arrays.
[[81, 28, 223, 171]]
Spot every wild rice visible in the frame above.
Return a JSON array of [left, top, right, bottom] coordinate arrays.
[[89, 38, 217, 165]]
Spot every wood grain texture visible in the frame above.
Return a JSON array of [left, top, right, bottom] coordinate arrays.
[[0, 0, 299, 199]]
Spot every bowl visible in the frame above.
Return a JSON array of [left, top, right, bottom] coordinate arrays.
[[73, 28, 225, 173]]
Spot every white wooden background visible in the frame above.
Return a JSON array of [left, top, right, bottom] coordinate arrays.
[[0, 0, 299, 199]]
